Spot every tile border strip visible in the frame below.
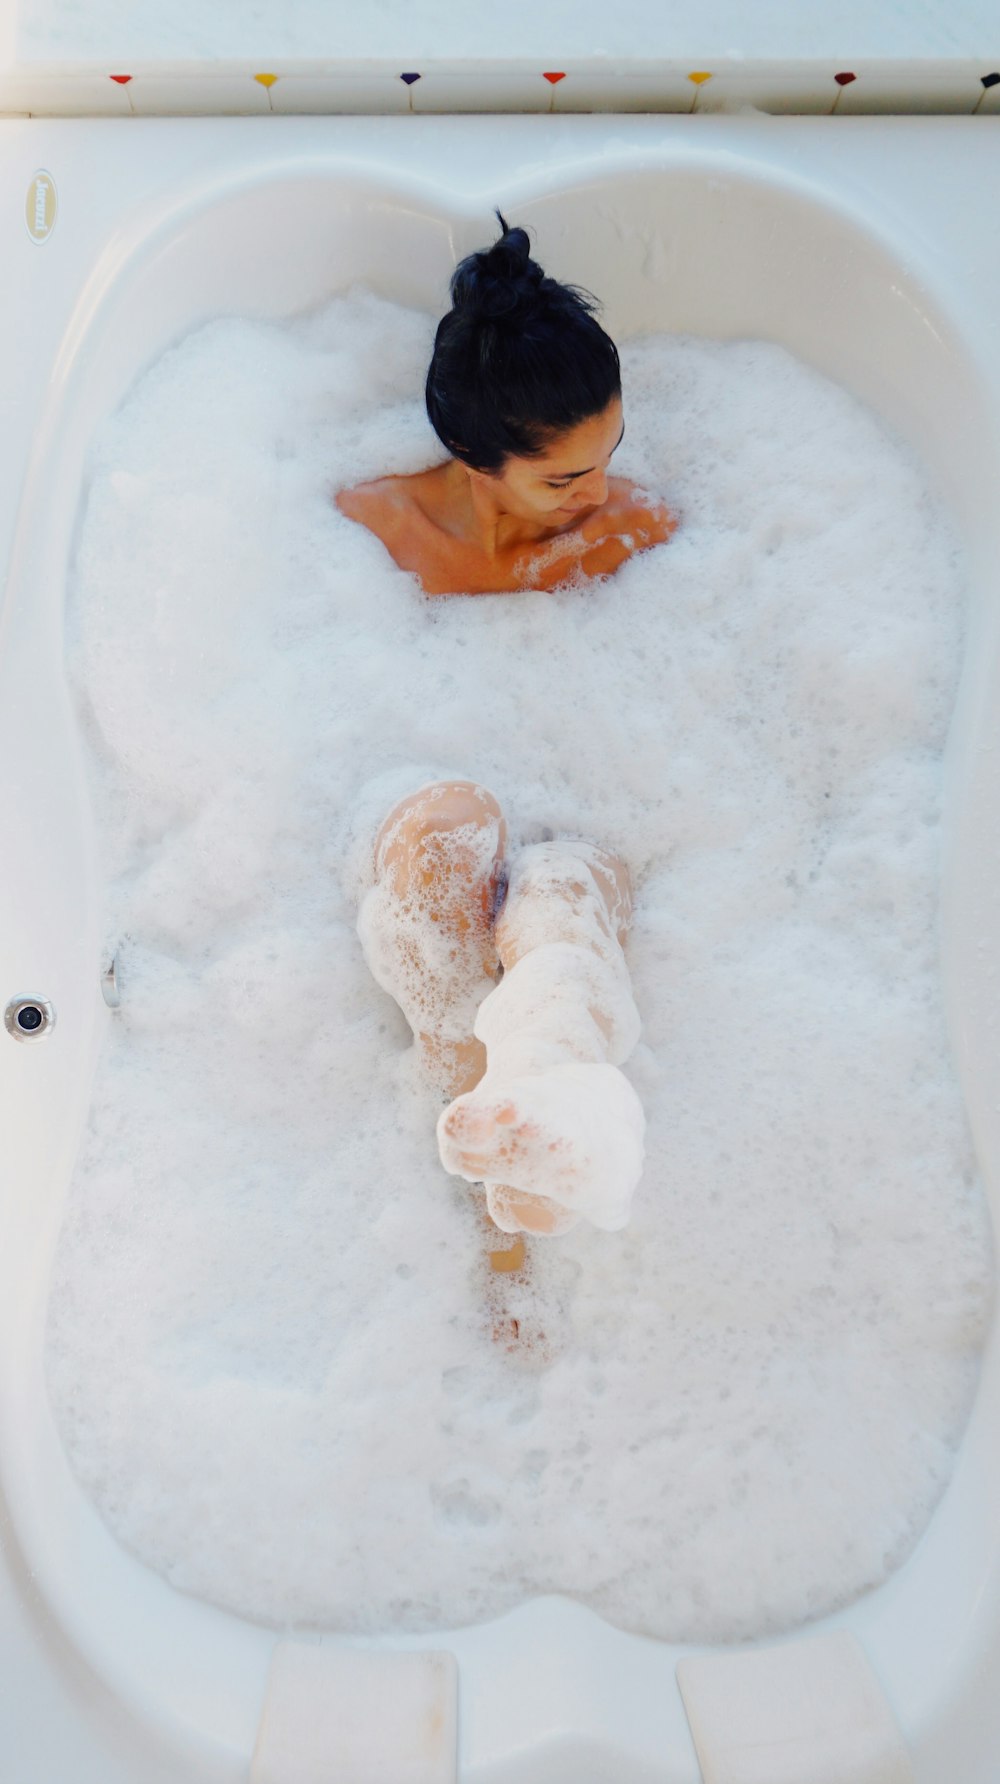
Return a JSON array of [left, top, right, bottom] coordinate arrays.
[[0, 59, 998, 117]]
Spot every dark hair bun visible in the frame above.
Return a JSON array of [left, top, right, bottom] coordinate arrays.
[[450, 211, 546, 321], [426, 210, 621, 473]]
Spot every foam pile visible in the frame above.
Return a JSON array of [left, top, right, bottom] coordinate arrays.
[[44, 286, 994, 1642]]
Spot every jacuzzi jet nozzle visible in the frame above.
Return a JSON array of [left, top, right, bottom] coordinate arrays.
[[4, 996, 56, 1041]]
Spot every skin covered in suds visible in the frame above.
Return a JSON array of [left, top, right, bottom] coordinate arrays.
[[357, 783, 645, 1241], [438, 838, 646, 1236]]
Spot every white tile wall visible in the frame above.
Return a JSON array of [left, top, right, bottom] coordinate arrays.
[[0, 69, 133, 113], [408, 71, 552, 113], [128, 72, 271, 115], [12, 0, 1000, 64], [268, 75, 410, 114], [832, 61, 985, 113], [548, 68, 695, 112], [692, 66, 841, 115]]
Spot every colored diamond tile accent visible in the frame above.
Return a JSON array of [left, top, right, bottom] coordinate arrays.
[[543, 72, 566, 84], [834, 71, 857, 85], [399, 72, 421, 85], [255, 73, 278, 88]]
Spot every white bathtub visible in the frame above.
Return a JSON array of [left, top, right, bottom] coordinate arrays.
[[1, 112, 1000, 1783]]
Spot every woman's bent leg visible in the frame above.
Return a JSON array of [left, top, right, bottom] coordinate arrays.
[[357, 779, 506, 1098], [437, 840, 646, 1235]]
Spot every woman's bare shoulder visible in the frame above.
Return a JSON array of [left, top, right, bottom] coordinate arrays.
[[334, 466, 469, 591], [336, 473, 407, 530], [335, 467, 443, 528]]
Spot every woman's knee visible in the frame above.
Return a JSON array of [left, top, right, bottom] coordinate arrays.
[[375, 780, 506, 886]]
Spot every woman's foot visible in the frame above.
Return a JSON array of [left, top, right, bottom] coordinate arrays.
[[474, 1200, 557, 1365], [438, 1060, 646, 1234]]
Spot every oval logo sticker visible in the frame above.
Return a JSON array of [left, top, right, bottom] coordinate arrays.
[[26, 170, 57, 243]]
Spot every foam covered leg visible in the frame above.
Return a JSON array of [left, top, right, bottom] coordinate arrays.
[[356, 779, 505, 1092], [437, 838, 646, 1234]]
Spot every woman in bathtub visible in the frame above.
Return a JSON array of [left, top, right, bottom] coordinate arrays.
[[337, 215, 674, 595], [338, 218, 675, 1254]]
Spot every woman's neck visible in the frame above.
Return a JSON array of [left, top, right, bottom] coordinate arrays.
[[440, 460, 558, 558]]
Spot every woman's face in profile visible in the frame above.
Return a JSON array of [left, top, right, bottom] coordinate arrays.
[[474, 397, 625, 527]]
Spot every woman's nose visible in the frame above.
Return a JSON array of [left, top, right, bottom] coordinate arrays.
[[573, 468, 608, 507]]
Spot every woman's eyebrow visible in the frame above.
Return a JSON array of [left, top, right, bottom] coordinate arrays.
[[548, 421, 626, 480]]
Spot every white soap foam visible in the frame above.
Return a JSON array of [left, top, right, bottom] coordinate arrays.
[[45, 285, 994, 1642]]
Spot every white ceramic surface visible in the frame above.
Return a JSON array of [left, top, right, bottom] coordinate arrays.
[[9, 0, 1000, 66]]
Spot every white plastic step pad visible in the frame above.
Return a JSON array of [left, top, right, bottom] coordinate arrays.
[[251, 1642, 458, 1784], [676, 1630, 914, 1784]]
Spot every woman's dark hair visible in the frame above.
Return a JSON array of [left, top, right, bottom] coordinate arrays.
[[425, 212, 621, 473]]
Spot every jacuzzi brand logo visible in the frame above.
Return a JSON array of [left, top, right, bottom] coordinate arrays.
[[25, 171, 57, 243]]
